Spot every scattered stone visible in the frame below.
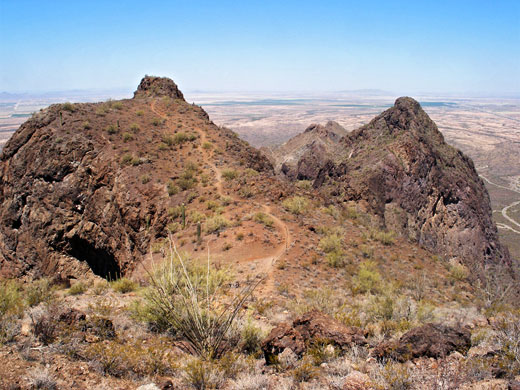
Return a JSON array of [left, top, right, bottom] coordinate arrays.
[[262, 310, 366, 364], [372, 323, 471, 362]]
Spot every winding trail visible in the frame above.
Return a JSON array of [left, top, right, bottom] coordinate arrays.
[[151, 101, 292, 292], [479, 174, 520, 234]]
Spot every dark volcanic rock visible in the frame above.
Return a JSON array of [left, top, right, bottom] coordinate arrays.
[[0, 76, 271, 279], [313, 97, 509, 268], [134, 75, 185, 100], [372, 323, 471, 362], [262, 310, 366, 364], [266, 121, 346, 179]]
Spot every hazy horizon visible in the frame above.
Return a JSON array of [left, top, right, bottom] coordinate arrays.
[[1, 1, 519, 97]]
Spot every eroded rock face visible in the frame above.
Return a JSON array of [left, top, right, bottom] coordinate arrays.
[[133, 75, 185, 100], [0, 76, 271, 279], [266, 121, 346, 179], [313, 98, 509, 268], [372, 323, 471, 362], [262, 310, 366, 364]]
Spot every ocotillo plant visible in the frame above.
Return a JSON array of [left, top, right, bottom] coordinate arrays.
[[181, 203, 186, 229], [197, 222, 202, 244]]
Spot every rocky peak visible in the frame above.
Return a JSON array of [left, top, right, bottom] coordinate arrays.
[[133, 75, 185, 100]]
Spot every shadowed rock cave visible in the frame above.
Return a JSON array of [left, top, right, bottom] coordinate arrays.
[[67, 236, 121, 280]]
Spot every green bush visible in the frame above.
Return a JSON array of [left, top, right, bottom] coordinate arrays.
[[167, 181, 180, 196], [62, 102, 75, 112], [253, 212, 274, 227], [205, 215, 230, 233], [318, 234, 343, 253], [222, 169, 238, 181], [25, 278, 52, 307], [112, 101, 123, 110], [122, 132, 133, 142], [68, 282, 87, 296], [111, 278, 138, 294], [282, 196, 309, 215], [130, 123, 140, 132], [106, 124, 118, 134], [139, 246, 255, 358], [0, 280, 24, 317], [352, 260, 382, 294], [152, 118, 163, 126], [240, 319, 264, 355]]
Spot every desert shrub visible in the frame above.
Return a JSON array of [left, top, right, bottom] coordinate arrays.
[[167, 222, 181, 233], [493, 312, 520, 375], [0, 280, 24, 318], [206, 200, 220, 211], [68, 281, 87, 295], [30, 306, 58, 345], [378, 361, 413, 390], [296, 180, 312, 190], [244, 168, 259, 177], [282, 196, 309, 215], [130, 123, 140, 132], [240, 319, 264, 355], [110, 278, 138, 294], [177, 168, 198, 191], [27, 368, 57, 390], [319, 234, 343, 253], [449, 262, 469, 281], [0, 314, 20, 344], [106, 124, 118, 134], [205, 215, 230, 234], [174, 132, 196, 144], [112, 101, 123, 110], [370, 229, 396, 245], [136, 110, 144, 116], [323, 205, 340, 219], [167, 180, 180, 196], [62, 102, 75, 112], [120, 153, 140, 166], [326, 251, 345, 268], [140, 174, 151, 184], [25, 278, 53, 307], [82, 121, 91, 130], [183, 358, 225, 389], [202, 142, 213, 149], [352, 260, 382, 294], [222, 168, 238, 181], [253, 212, 274, 227], [122, 132, 133, 142], [292, 356, 318, 383], [142, 244, 258, 358], [238, 185, 253, 198], [189, 210, 206, 224], [229, 373, 268, 390], [92, 280, 109, 295], [307, 339, 337, 366], [152, 118, 163, 126]]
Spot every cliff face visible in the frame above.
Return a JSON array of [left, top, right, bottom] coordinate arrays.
[[265, 121, 347, 180], [275, 98, 509, 268], [316, 97, 509, 266], [0, 76, 272, 279]]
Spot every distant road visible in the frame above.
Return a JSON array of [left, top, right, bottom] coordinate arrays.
[[479, 174, 520, 234]]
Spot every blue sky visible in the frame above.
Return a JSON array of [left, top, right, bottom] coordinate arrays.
[[1, 0, 519, 95]]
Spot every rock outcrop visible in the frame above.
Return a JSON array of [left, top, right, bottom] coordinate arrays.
[[276, 98, 510, 268], [0, 76, 271, 279], [133, 75, 184, 100], [262, 310, 366, 364], [372, 323, 471, 362], [265, 121, 346, 179]]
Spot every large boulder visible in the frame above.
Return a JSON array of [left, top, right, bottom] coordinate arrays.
[[262, 310, 366, 364], [372, 323, 471, 362]]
